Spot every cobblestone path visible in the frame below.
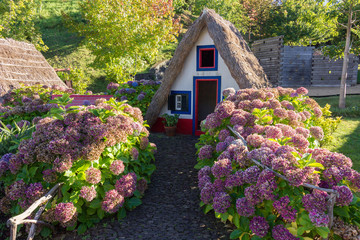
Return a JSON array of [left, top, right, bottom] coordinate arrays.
[[56, 133, 230, 240]]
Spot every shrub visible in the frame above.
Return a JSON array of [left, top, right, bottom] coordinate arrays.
[[195, 87, 360, 239], [0, 84, 74, 125], [0, 98, 156, 235], [106, 80, 161, 116]]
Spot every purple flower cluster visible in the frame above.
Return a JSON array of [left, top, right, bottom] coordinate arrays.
[[249, 216, 269, 238], [110, 160, 125, 175], [302, 189, 328, 213], [25, 182, 45, 204], [215, 101, 235, 119], [115, 172, 137, 197], [333, 185, 353, 206], [244, 166, 261, 183], [310, 126, 324, 140], [225, 171, 244, 188], [6, 179, 26, 200], [54, 202, 77, 226], [198, 145, 214, 160], [102, 190, 125, 213], [272, 225, 299, 240], [211, 159, 232, 179], [85, 167, 102, 184], [309, 209, 329, 227], [212, 192, 231, 213], [273, 196, 297, 222], [236, 197, 255, 217], [80, 186, 97, 202]]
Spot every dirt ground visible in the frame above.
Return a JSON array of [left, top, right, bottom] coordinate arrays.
[[305, 84, 360, 97]]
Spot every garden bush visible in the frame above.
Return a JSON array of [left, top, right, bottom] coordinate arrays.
[[0, 84, 74, 125], [195, 87, 360, 239], [106, 80, 161, 116], [0, 98, 156, 235]]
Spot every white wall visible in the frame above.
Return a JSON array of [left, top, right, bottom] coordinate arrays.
[[160, 28, 239, 119]]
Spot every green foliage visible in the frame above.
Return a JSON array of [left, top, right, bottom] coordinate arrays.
[[67, 0, 181, 81], [161, 113, 180, 127], [57, 67, 90, 94], [315, 95, 360, 117], [264, 0, 338, 46], [0, 121, 35, 156], [0, 0, 47, 51], [110, 80, 161, 116]]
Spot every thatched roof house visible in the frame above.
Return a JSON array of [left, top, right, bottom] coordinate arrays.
[[146, 9, 269, 135], [0, 38, 67, 95]]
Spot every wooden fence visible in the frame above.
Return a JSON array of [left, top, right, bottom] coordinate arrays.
[[252, 36, 359, 87]]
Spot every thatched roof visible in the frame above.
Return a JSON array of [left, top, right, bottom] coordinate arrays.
[[145, 9, 269, 127], [0, 38, 67, 95]]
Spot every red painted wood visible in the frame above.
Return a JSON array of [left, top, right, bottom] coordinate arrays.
[[150, 118, 193, 135], [51, 95, 113, 107]]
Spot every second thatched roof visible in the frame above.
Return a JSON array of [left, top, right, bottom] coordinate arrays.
[[0, 38, 68, 95], [145, 9, 269, 126]]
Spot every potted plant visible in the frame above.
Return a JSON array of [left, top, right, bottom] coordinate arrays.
[[162, 113, 180, 136]]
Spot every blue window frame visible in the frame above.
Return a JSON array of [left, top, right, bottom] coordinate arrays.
[[196, 45, 218, 71], [169, 91, 191, 115]]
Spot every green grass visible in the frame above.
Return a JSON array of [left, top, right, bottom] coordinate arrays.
[[36, 0, 108, 93], [314, 95, 360, 117], [323, 118, 360, 171]]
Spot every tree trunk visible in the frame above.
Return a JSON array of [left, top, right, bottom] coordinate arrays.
[[339, 4, 353, 109]]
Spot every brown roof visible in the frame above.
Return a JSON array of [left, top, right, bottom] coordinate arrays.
[[145, 9, 269, 126], [0, 38, 67, 95]]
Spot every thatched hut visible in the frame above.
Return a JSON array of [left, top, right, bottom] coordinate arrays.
[[146, 9, 269, 135], [0, 38, 67, 95]]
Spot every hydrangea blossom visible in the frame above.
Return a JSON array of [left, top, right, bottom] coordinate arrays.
[[101, 189, 124, 213], [212, 192, 231, 213], [115, 172, 137, 197], [110, 160, 125, 175], [211, 159, 232, 179], [85, 167, 102, 184], [198, 145, 214, 160], [333, 185, 353, 206], [80, 186, 97, 202], [272, 225, 299, 240], [236, 197, 255, 217], [54, 202, 77, 225], [250, 216, 269, 238]]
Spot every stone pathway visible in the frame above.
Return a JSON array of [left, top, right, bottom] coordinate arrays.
[[56, 133, 230, 240]]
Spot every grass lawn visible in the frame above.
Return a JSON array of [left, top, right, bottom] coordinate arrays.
[[314, 95, 360, 171], [323, 118, 360, 171]]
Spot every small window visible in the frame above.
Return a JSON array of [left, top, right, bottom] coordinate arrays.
[[197, 45, 218, 71], [168, 91, 191, 114], [200, 49, 215, 68], [175, 95, 182, 110]]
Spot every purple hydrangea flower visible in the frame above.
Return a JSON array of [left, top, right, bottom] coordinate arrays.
[[200, 183, 214, 204], [211, 158, 232, 179], [273, 196, 297, 222], [110, 160, 125, 175], [333, 185, 353, 206], [225, 171, 244, 188], [120, 96, 128, 101], [215, 142, 228, 152], [198, 145, 214, 160], [115, 172, 137, 197], [265, 126, 283, 139], [54, 202, 77, 224], [6, 179, 26, 200], [218, 129, 230, 142], [296, 87, 308, 95], [222, 88, 236, 98], [26, 182, 44, 203], [212, 192, 231, 213], [215, 101, 235, 119], [272, 225, 299, 240], [198, 166, 211, 179], [250, 216, 269, 238], [85, 167, 102, 184], [246, 134, 265, 148], [137, 94, 145, 101], [310, 126, 324, 140], [131, 147, 139, 160], [236, 197, 255, 217], [244, 166, 261, 183], [80, 186, 97, 202], [101, 189, 124, 213], [309, 209, 329, 227]]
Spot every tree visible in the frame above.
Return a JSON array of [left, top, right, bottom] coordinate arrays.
[[69, 0, 180, 82], [264, 0, 338, 46], [0, 0, 47, 51], [326, 0, 360, 108]]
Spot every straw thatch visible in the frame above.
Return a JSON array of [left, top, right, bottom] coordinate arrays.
[[145, 9, 269, 127], [0, 38, 67, 95]]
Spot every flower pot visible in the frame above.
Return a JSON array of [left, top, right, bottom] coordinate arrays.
[[164, 126, 177, 136]]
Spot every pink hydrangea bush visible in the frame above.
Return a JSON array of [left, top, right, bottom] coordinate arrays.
[[0, 98, 156, 234], [195, 87, 359, 239]]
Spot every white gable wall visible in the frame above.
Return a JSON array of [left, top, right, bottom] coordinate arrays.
[[160, 28, 239, 119]]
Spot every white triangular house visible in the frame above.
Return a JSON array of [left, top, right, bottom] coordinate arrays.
[[146, 9, 269, 135]]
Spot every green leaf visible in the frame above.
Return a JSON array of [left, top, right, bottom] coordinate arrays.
[[230, 229, 242, 239], [221, 212, 229, 222], [307, 162, 324, 169], [262, 115, 273, 123], [334, 206, 350, 218], [126, 197, 142, 209], [315, 227, 330, 239], [117, 208, 126, 220], [87, 208, 96, 215], [233, 214, 240, 229], [29, 167, 38, 177], [40, 227, 52, 237], [97, 208, 105, 219], [251, 236, 262, 240], [204, 204, 213, 214], [297, 226, 307, 235], [89, 198, 102, 209], [242, 233, 250, 240], [77, 223, 87, 234], [240, 216, 250, 232]]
